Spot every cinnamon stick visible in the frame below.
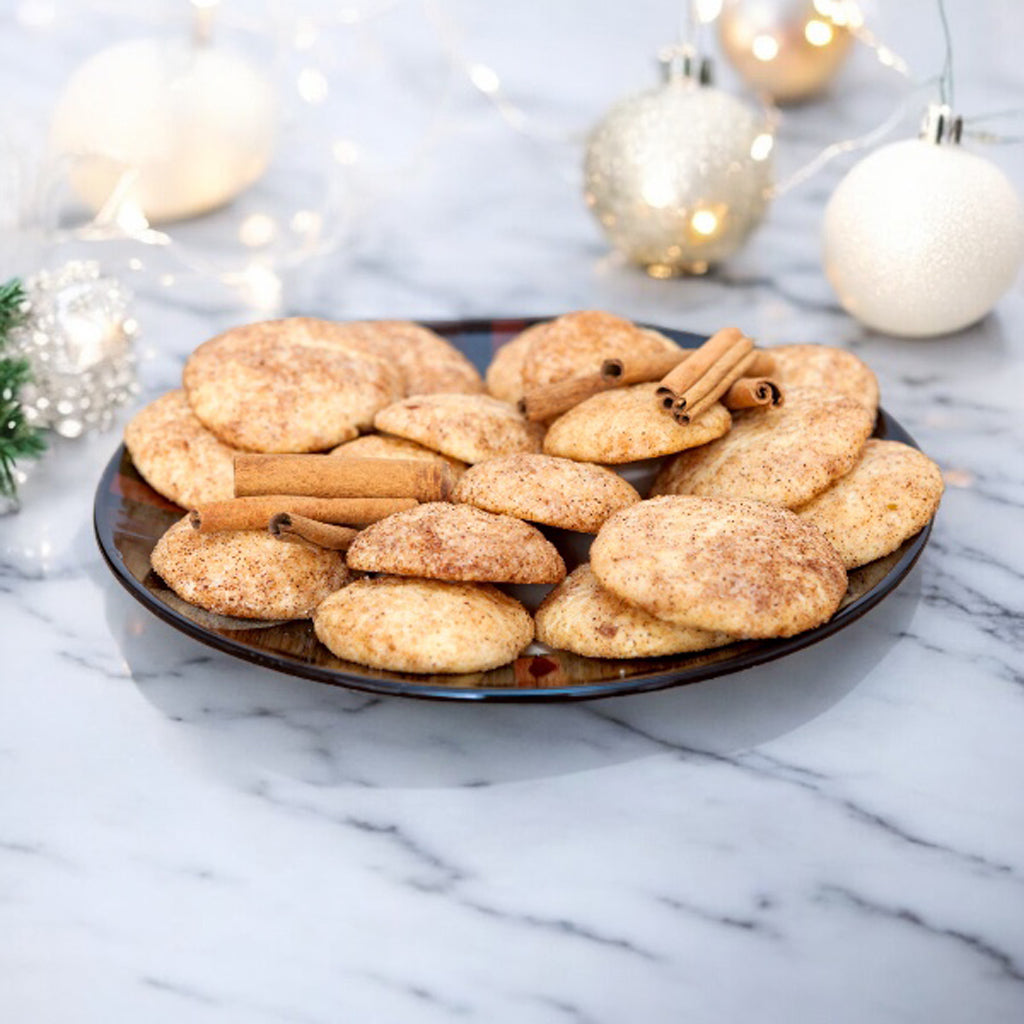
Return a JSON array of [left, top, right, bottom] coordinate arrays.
[[747, 351, 776, 378], [268, 513, 359, 551], [722, 377, 785, 412], [234, 455, 455, 501], [602, 347, 775, 385], [520, 372, 608, 422], [519, 340, 776, 422], [600, 349, 691, 385], [655, 327, 750, 410], [673, 351, 757, 424], [677, 336, 755, 413], [190, 495, 418, 533]]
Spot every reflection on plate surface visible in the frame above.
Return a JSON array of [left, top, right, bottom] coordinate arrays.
[[94, 318, 932, 702]]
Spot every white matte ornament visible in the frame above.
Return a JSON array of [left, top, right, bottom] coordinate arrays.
[[823, 138, 1024, 337], [50, 38, 277, 224], [584, 78, 773, 275]]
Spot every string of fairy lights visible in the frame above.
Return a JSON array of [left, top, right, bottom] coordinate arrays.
[[9, 0, 1024, 332], [1, 0, 1021, 511]]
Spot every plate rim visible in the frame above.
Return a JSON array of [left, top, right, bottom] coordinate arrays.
[[94, 319, 933, 702]]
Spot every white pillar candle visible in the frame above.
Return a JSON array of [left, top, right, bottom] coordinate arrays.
[[50, 36, 278, 224]]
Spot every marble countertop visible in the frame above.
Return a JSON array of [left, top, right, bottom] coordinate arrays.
[[2, 2, 1023, 1021]]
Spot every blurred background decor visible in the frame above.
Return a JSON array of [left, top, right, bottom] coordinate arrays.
[[49, 6, 278, 224], [0, 260, 137, 508], [717, 0, 856, 104], [2, 0, 1021, 335], [823, 104, 1024, 337], [583, 44, 774, 277]]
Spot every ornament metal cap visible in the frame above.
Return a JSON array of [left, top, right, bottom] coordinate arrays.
[[657, 46, 713, 86], [920, 103, 963, 145]]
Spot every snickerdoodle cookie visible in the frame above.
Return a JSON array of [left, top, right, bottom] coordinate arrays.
[[590, 495, 847, 638], [485, 321, 548, 405], [543, 383, 731, 463], [535, 564, 735, 659], [346, 502, 566, 583], [183, 317, 403, 453], [453, 453, 640, 532], [796, 439, 943, 568], [651, 385, 874, 508], [124, 390, 238, 508], [151, 515, 350, 619], [767, 343, 879, 414], [330, 432, 467, 476], [338, 320, 484, 396], [373, 393, 545, 464], [520, 310, 681, 391], [314, 576, 533, 674]]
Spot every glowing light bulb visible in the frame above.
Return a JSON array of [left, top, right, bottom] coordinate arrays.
[[695, 0, 724, 21], [752, 34, 780, 61], [468, 63, 501, 95], [641, 171, 676, 209], [691, 208, 721, 236], [238, 213, 277, 248], [297, 67, 329, 105], [814, 0, 864, 28], [804, 19, 834, 46], [750, 132, 774, 161]]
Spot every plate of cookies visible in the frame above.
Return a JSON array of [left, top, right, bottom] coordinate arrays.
[[94, 313, 942, 701]]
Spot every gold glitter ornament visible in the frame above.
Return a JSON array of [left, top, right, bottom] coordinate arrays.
[[718, 0, 854, 104], [583, 55, 773, 276], [823, 105, 1024, 338]]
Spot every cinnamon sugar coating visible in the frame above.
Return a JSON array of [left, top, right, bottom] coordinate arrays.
[[651, 385, 874, 508], [536, 564, 734, 658], [485, 322, 548, 405], [796, 439, 943, 568], [520, 310, 681, 391], [124, 390, 238, 508], [330, 433, 467, 477], [766, 343, 879, 414], [453, 453, 640, 532], [346, 501, 566, 583], [151, 515, 350, 620], [543, 383, 731, 463], [373, 393, 545, 464], [486, 312, 681, 407], [183, 317, 404, 453], [314, 576, 533, 674], [591, 495, 847, 638], [335, 320, 484, 396]]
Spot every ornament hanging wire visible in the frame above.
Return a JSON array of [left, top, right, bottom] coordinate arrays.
[[765, 0, 1022, 198], [936, 0, 955, 107]]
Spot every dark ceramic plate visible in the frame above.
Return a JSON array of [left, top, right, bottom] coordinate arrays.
[[94, 318, 932, 702]]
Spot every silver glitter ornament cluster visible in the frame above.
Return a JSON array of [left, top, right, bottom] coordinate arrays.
[[584, 64, 773, 275], [9, 262, 139, 438]]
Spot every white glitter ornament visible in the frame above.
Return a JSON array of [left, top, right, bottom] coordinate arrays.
[[584, 55, 774, 276], [823, 106, 1024, 337], [9, 262, 138, 438]]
